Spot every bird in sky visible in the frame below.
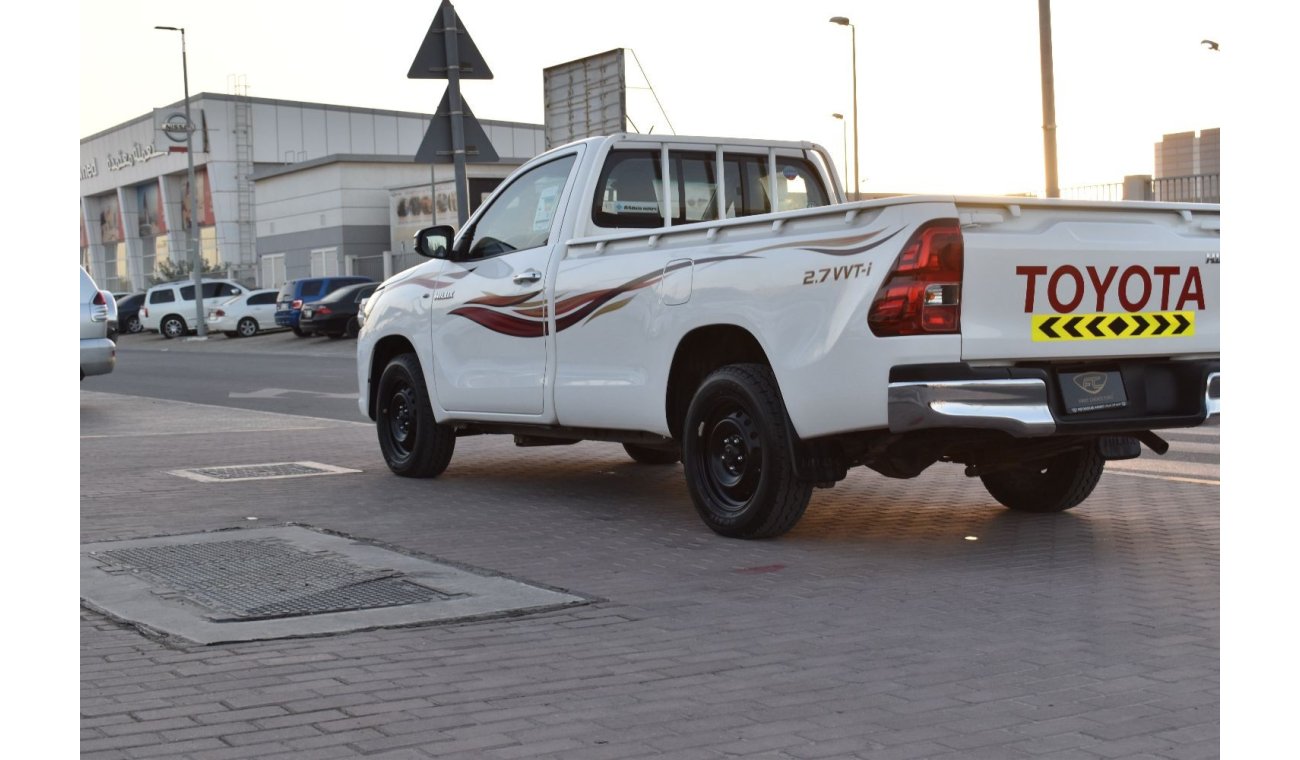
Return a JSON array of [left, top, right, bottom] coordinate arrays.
[[1201, 39, 1220, 51]]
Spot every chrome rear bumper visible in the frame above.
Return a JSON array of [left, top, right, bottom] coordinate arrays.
[[888, 379, 1057, 437], [889, 370, 1221, 437]]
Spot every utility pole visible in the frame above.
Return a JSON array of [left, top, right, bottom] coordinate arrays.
[[156, 25, 207, 335], [1038, 0, 1060, 198]]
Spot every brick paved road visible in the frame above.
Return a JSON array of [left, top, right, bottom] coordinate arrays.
[[81, 390, 1218, 759]]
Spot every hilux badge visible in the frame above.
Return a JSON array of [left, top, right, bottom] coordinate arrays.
[[1073, 372, 1109, 395]]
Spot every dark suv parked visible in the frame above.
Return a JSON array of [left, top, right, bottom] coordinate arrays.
[[275, 276, 372, 337]]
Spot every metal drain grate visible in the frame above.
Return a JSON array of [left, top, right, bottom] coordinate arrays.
[[92, 538, 446, 621], [170, 461, 360, 483]]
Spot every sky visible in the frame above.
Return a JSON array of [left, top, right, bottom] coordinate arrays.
[[80, 0, 1225, 196]]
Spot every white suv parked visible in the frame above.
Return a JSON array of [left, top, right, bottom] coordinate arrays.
[[140, 278, 245, 338]]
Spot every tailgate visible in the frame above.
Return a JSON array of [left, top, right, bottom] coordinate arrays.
[[958, 201, 1219, 361]]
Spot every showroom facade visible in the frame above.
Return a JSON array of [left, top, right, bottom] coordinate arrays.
[[80, 93, 544, 293]]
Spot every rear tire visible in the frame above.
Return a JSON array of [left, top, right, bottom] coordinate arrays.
[[344, 317, 360, 338], [237, 317, 259, 338], [682, 364, 812, 538], [376, 354, 455, 478], [980, 445, 1105, 513], [126, 315, 143, 334], [160, 315, 186, 339], [292, 325, 309, 338], [623, 443, 680, 465]]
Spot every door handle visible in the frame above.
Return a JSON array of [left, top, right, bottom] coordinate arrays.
[[513, 269, 543, 285]]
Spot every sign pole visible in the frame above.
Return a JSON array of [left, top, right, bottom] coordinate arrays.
[[442, 2, 470, 228]]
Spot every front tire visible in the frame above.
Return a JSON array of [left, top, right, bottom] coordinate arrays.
[[159, 315, 186, 339], [237, 317, 259, 338], [623, 443, 680, 465], [980, 445, 1105, 513], [682, 364, 812, 539], [376, 354, 455, 478]]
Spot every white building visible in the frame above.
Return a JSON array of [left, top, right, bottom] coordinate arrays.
[[79, 93, 544, 293]]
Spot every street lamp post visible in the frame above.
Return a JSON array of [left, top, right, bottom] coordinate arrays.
[[155, 25, 207, 337], [830, 16, 859, 201], [832, 113, 848, 198]]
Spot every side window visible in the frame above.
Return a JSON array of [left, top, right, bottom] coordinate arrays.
[[592, 151, 664, 229], [179, 285, 194, 300], [671, 153, 720, 223], [764, 160, 830, 212], [201, 282, 236, 299], [303, 281, 325, 299], [464, 154, 577, 259], [248, 292, 277, 305], [722, 156, 772, 218], [150, 289, 175, 304]]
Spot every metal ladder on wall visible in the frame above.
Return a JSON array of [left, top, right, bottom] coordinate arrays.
[[231, 78, 256, 285]]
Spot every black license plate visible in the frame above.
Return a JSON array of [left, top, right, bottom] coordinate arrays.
[[1058, 371, 1127, 414]]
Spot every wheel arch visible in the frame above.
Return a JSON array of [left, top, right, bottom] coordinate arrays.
[[665, 324, 773, 440], [367, 335, 420, 420]]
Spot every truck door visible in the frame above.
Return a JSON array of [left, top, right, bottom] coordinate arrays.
[[429, 152, 580, 415]]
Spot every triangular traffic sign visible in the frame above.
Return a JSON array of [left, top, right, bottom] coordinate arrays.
[[414, 89, 499, 164], [407, 0, 494, 80]]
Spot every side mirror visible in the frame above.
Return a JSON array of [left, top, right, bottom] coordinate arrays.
[[414, 225, 456, 259]]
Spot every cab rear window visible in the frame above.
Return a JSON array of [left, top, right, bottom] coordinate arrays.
[[593, 150, 830, 229]]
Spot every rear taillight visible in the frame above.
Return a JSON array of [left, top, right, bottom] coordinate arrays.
[[90, 291, 109, 322], [213, 309, 226, 318], [292, 299, 303, 309], [314, 306, 333, 316], [142, 305, 149, 317], [867, 219, 963, 336]]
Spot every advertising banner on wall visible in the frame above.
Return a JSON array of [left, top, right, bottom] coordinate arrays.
[[98, 195, 124, 244], [180, 168, 215, 230], [137, 182, 166, 238], [391, 185, 441, 255], [390, 180, 502, 254]]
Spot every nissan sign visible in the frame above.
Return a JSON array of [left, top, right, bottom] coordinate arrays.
[[161, 113, 192, 143]]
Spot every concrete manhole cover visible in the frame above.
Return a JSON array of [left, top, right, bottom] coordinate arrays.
[[169, 462, 360, 483], [82, 526, 587, 644]]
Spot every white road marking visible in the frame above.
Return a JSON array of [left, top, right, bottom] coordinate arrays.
[[228, 388, 359, 399], [1106, 470, 1219, 486]]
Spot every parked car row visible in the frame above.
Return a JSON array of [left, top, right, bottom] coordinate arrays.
[[123, 275, 377, 340]]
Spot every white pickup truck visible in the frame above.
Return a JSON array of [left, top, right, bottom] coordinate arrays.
[[356, 133, 1219, 538]]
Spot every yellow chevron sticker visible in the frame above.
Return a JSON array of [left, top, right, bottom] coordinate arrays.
[[1031, 311, 1196, 341]]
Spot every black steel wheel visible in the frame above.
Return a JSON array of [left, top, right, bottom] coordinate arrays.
[[237, 317, 259, 338], [160, 315, 186, 339], [980, 445, 1105, 513], [623, 443, 680, 465], [682, 364, 811, 538], [375, 353, 455, 478]]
